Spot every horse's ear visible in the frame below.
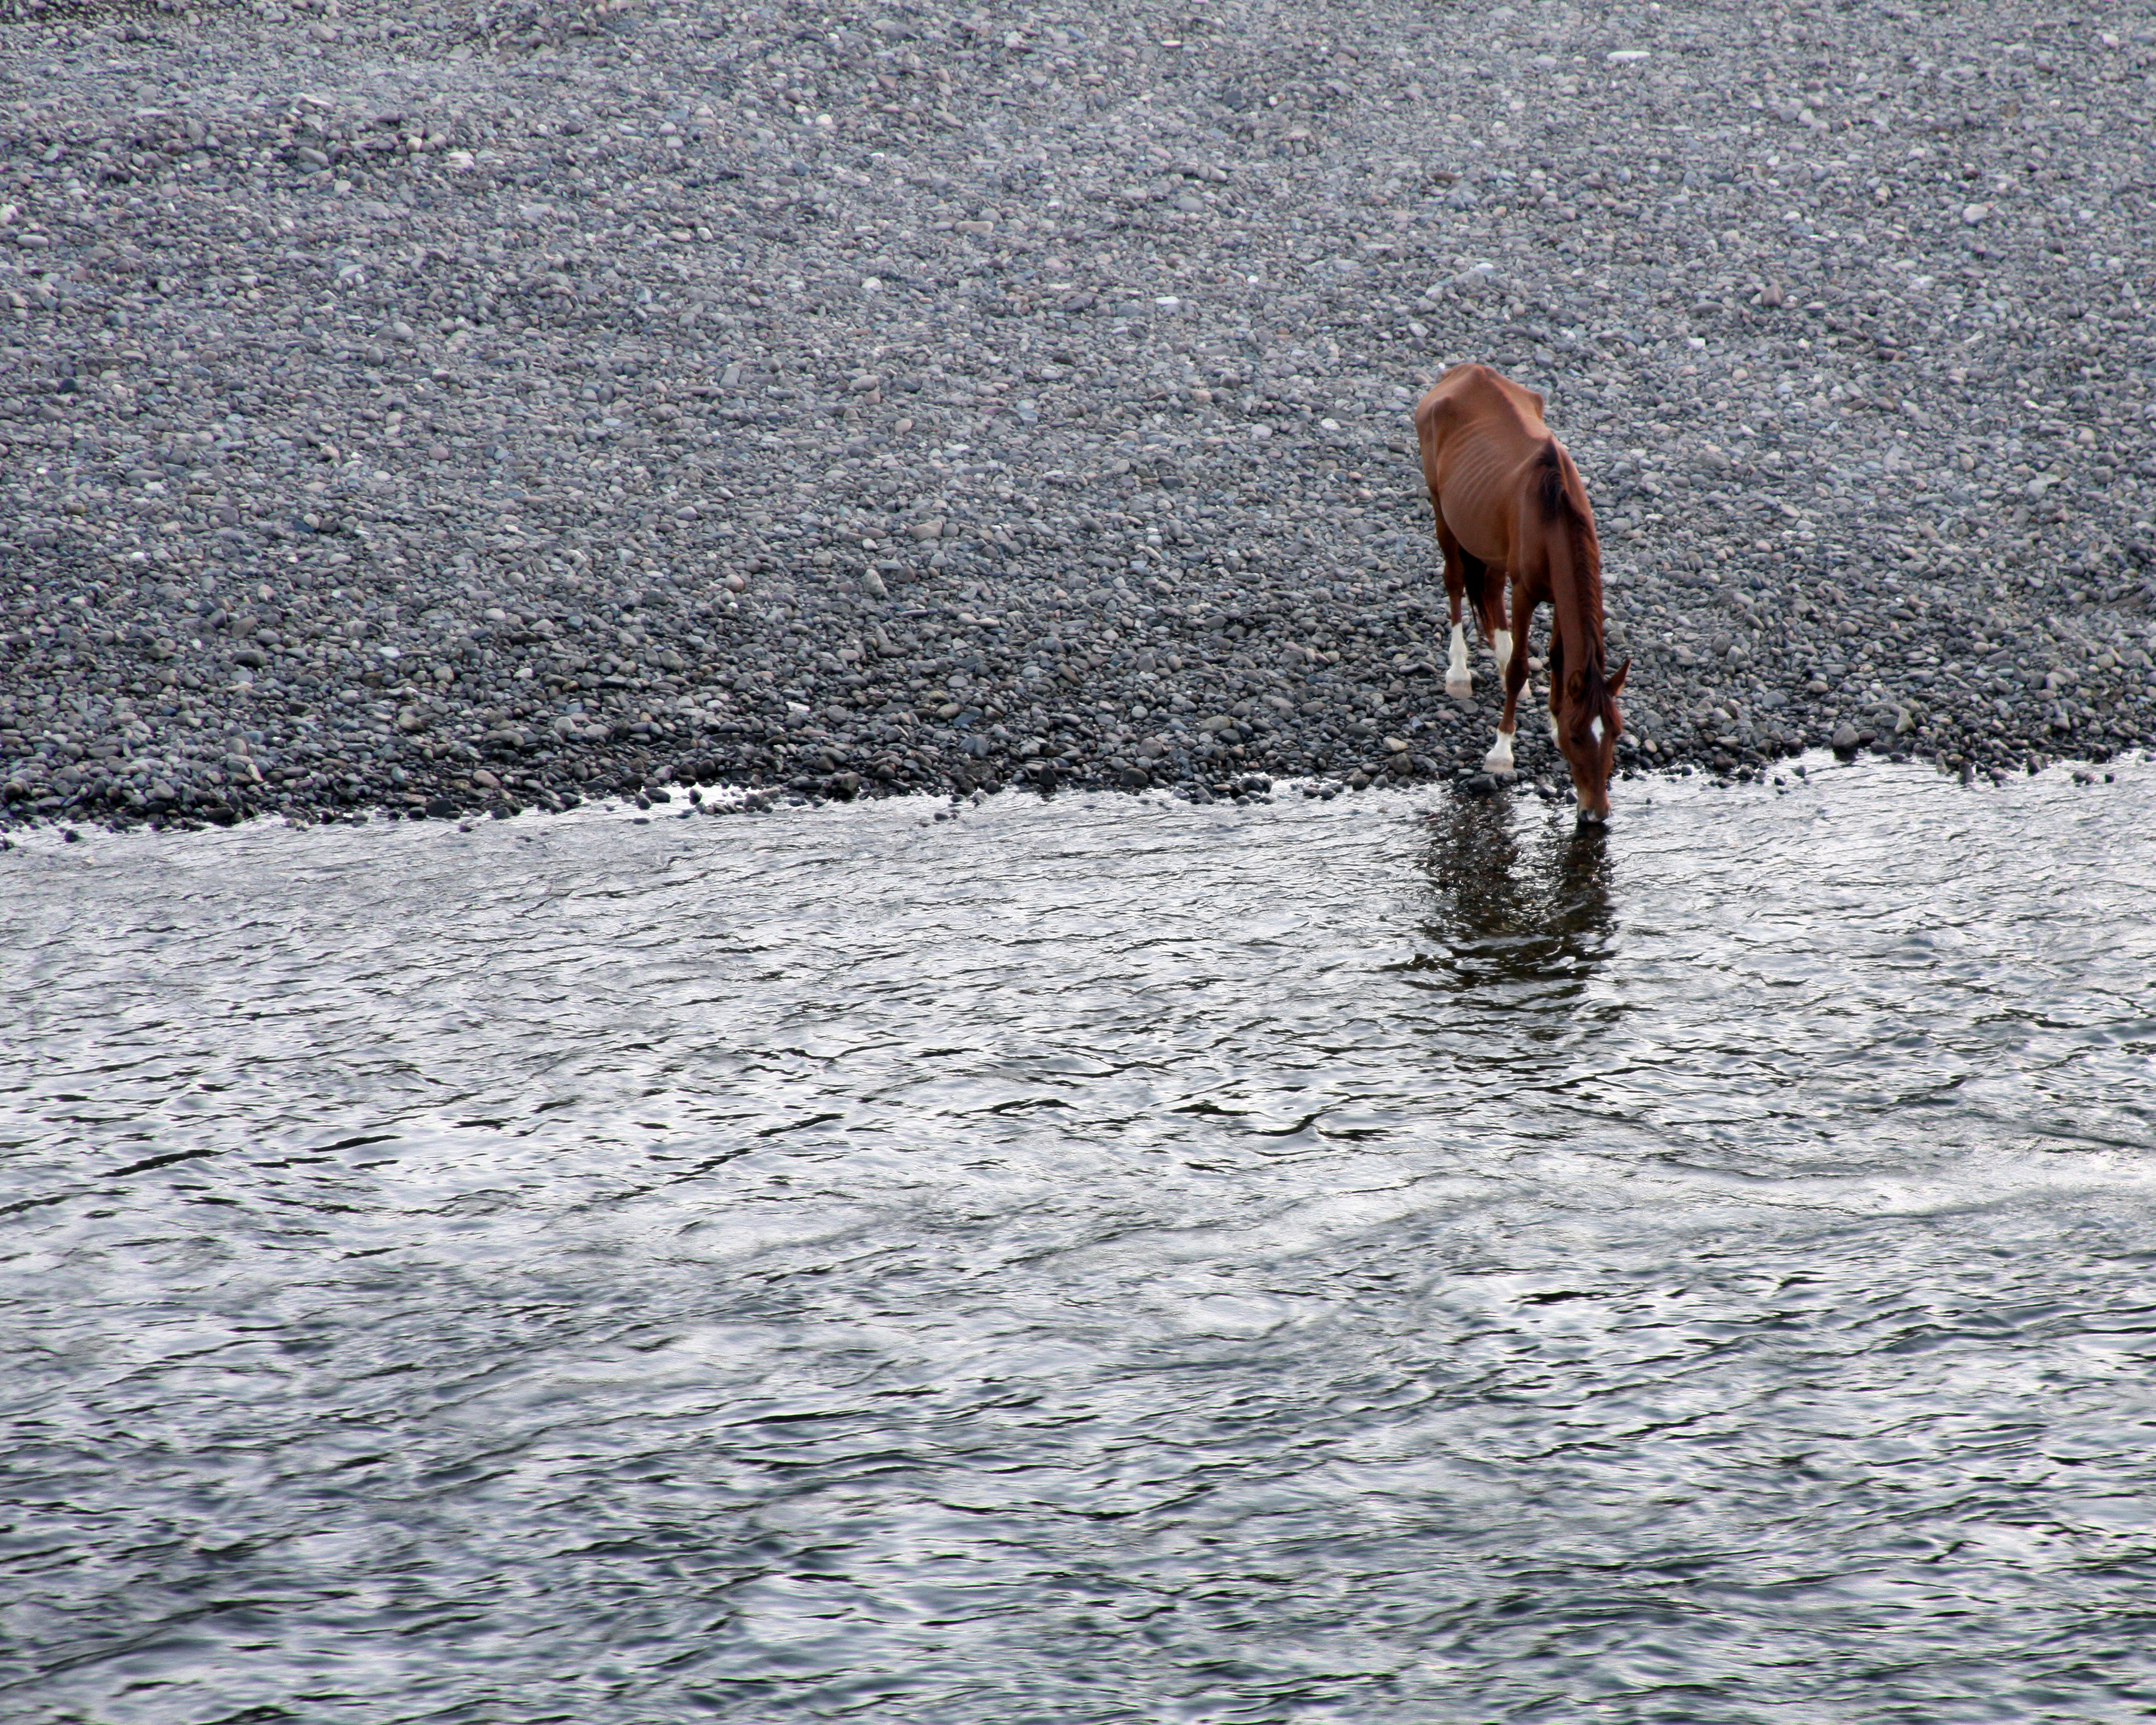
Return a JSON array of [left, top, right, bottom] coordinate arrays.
[[1607, 658, 1631, 696]]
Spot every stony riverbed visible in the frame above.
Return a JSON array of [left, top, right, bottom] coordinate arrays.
[[2, 0, 2153, 828]]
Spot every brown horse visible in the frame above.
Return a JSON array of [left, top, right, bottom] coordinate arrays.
[[1412, 363, 1629, 821]]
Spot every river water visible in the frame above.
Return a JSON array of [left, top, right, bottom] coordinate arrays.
[[5, 757, 2154, 1724]]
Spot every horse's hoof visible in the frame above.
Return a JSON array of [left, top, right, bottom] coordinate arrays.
[[1445, 676, 1474, 701], [1484, 750, 1514, 774]]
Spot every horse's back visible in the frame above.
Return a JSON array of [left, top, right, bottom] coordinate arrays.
[[1414, 363, 1549, 452], [1416, 365, 1564, 560]]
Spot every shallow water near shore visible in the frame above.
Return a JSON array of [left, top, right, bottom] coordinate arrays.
[[5, 756, 2155, 1724]]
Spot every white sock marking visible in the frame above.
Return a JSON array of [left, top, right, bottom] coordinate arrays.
[[1485, 728, 1515, 774], [1493, 629, 1513, 668], [1445, 622, 1473, 698]]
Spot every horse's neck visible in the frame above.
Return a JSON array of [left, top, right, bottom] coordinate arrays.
[[1547, 522, 1606, 674]]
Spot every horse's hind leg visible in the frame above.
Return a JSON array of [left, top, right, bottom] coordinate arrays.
[[1434, 515, 1476, 700], [1473, 563, 1512, 681], [1485, 590, 1536, 775]]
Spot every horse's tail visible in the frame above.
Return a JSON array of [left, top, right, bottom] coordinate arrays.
[[1532, 443, 1623, 730]]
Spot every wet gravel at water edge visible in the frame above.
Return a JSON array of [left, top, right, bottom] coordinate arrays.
[[3, 0, 2155, 828]]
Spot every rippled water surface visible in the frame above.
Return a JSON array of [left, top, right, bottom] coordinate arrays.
[[5, 758, 2156, 1724]]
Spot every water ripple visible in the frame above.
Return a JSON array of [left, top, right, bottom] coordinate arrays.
[[4, 757, 2155, 1722]]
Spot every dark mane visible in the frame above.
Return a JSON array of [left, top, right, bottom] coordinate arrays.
[[1531, 442, 1610, 740], [1530, 443, 1601, 591], [1532, 442, 1571, 522]]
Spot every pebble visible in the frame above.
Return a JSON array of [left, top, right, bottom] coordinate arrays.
[[1, 2, 2152, 835]]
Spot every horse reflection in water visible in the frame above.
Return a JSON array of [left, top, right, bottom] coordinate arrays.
[[1395, 796, 1618, 1011]]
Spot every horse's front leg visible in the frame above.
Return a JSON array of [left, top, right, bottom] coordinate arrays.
[[1485, 592, 1535, 775], [1543, 630, 1567, 747]]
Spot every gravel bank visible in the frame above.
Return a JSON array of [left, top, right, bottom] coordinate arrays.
[[3, 0, 2154, 829]]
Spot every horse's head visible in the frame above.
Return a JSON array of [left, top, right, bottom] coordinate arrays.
[[1559, 658, 1628, 823]]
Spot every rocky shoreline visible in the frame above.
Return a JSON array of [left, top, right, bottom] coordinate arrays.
[[3, 0, 2153, 831]]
